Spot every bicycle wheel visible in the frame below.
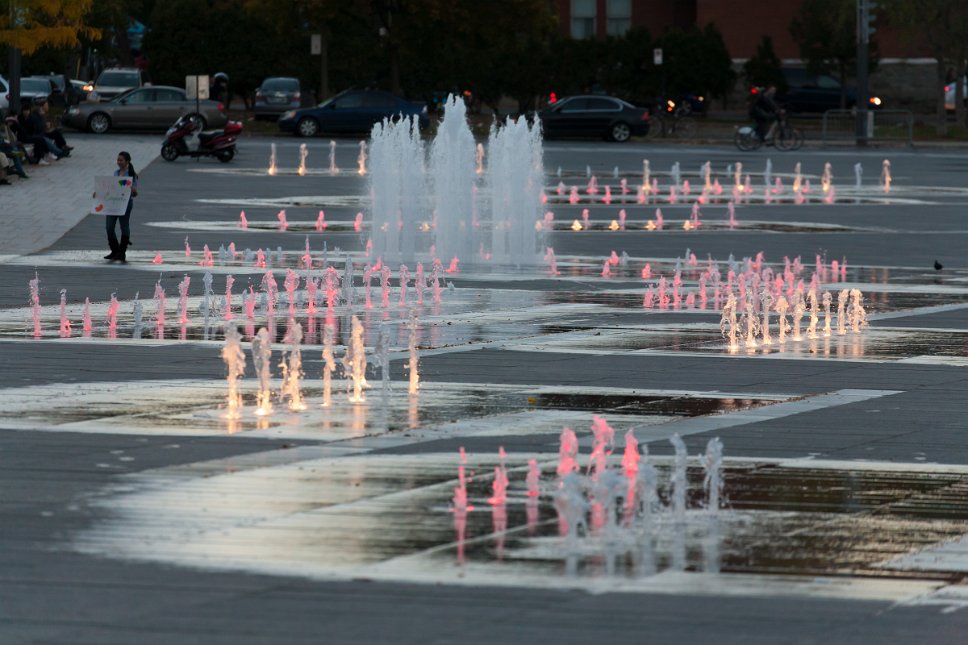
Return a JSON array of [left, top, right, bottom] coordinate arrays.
[[734, 126, 760, 152], [778, 127, 804, 151], [674, 116, 697, 139], [645, 117, 663, 139]]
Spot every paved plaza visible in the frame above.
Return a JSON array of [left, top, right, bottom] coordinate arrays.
[[1, 131, 968, 644]]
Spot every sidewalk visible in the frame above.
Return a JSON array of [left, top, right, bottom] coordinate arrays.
[[0, 135, 159, 257]]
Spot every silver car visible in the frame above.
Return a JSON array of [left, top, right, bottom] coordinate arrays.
[[62, 86, 228, 134]]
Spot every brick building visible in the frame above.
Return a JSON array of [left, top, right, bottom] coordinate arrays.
[[553, 0, 936, 109]]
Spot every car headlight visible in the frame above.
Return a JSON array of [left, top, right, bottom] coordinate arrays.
[[68, 107, 79, 115], [869, 96, 882, 106], [280, 111, 296, 121]]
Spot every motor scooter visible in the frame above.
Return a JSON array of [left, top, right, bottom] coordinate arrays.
[[161, 114, 242, 162]]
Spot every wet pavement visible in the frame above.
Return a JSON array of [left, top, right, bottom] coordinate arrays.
[[1, 139, 968, 643]]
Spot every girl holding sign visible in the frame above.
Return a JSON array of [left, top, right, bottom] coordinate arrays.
[[104, 151, 139, 262]]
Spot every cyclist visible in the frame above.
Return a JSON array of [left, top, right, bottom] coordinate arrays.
[[750, 84, 780, 143]]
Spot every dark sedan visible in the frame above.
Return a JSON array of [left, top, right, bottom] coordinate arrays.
[[278, 89, 429, 137], [62, 86, 227, 134], [538, 95, 649, 142]]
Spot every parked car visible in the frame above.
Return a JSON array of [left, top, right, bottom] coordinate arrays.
[[278, 89, 430, 137], [88, 67, 150, 102], [62, 86, 227, 134], [254, 77, 301, 120], [536, 95, 649, 142], [0, 75, 8, 113], [19, 76, 54, 105], [945, 77, 967, 112], [70, 79, 95, 103], [779, 68, 882, 113]]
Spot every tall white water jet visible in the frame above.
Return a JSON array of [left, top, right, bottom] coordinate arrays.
[[281, 321, 307, 411], [822, 291, 833, 336], [407, 307, 420, 395], [807, 288, 819, 338], [153, 281, 166, 332], [849, 289, 868, 332], [854, 162, 863, 189], [837, 288, 849, 335], [321, 323, 336, 407], [760, 286, 774, 345], [29, 273, 41, 337], [107, 292, 119, 338], [776, 295, 790, 342], [131, 292, 143, 339], [222, 326, 246, 419], [881, 159, 892, 193], [82, 298, 92, 335], [764, 158, 772, 187], [224, 275, 235, 321], [670, 433, 688, 524], [297, 143, 308, 176], [821, 162, 833, 193], [177, 275, 191, 325], [357, 140, 367, 175], [485, 114, 544, 266], [703, 437, 723, 515], [267, 143, 277, 175], [252, 327, 273, 416], [329, 140, 338, 173], [720, 293, 739, 352], [670, 433, 688, 571], [792, 162, 802, 193], [369, 115, 425, 263], [431, 95, 477, 263], [344, 315, 368, 403]]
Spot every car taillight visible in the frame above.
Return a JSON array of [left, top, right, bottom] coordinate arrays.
[[641, 111, 649, 121], [945, 85, 950, 92], [217, 102, 225, 111]]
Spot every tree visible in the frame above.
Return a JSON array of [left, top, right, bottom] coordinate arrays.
[[0, 0, 98, 55], [882, 0, 968, 133], [743, 35, 785, 92], [790, 0, 878, 109]]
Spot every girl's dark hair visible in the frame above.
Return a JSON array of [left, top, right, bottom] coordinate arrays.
[[118, 150, 138, 179]]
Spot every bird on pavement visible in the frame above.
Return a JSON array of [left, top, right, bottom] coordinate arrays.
[[934, 260, 943, 271]]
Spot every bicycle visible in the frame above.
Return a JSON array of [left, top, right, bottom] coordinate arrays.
[[646, 100, 697, 139], [734, 112, 803, 151]]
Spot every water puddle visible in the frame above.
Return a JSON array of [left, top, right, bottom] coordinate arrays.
[[74, 452, 968, 594]]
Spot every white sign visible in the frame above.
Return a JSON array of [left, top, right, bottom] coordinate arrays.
[[654, 48, 663, 66], [92, 176, 133, 216], [185, 75, 210, 99], [311, 34, 322, 55]]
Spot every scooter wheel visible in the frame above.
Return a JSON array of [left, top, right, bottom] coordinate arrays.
[[216, 148, 235, 163], [161, 143, 179, 162]]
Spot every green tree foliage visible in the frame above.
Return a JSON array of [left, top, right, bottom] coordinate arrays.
[[790, 0, 878, 109], [0, 0, 99, 55], [654, 24, 736, 104], [743, 35, 785, 91]]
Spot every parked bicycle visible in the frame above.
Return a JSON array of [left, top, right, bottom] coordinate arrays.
[[735, 112, 804, 151], [646, 100, 698, 139]]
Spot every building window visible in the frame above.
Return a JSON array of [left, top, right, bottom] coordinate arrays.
[[571, 0, 596, 39], [606, 0, 631, 36]]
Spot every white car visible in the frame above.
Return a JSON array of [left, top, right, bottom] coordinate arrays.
[[945, 78, 967, 112]]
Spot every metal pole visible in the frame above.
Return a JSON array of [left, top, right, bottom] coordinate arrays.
[[856, 0, 870, 145]]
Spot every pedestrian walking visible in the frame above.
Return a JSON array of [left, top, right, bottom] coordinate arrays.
[[104, 151, 139, 262]]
